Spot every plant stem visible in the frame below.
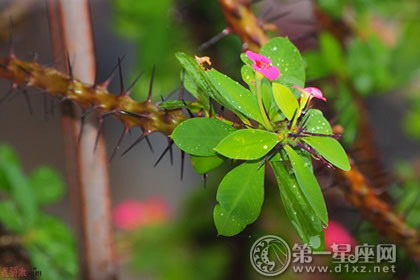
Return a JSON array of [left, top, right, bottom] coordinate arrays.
[[255, 76, 273, 130], [47, 1, 117, 279]]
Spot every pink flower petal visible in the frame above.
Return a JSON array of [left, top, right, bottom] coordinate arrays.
[[324, 220, 357, 251], [254, 65, 280, 81], [245, 50, 271, 64], [112, 198, 170, 231], [292, 85, 327, 101], [305, 87, 327, 101], [112, 200, 146, 230]]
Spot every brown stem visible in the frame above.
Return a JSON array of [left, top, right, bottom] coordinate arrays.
[[47, 0, 117, 279], [218, 0, 269, 51], [340, 163, 420, 261]]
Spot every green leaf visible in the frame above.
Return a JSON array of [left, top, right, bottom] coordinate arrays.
[[25, 215, 78, 280], [0, 145, 20, 190], [302, 136, 350, 171], [284, 145, 328, 225], [214, 129, 279, 160], [159, 100, 190, 110], [213, 205, 246, 237], [0, 149, 38, 228], [319, 32, 346, 78], [261, 79, 284, 122], [172, 118, 235, 156], [261, 37, 305, 87], [318, 0, 345, 18], [0, 201, 25, 233], [240, 64, 255, 90], [272, 82, 299, 120], [214, 161, 265, 236], [304, 109, 333, 134], [190, 155, 225, 174], [30, 166, 65, 205], [270, 161, 324, 250], [175, 53, 212, 107], [207, 69, 264, 124], [304, 50, 332, 81]]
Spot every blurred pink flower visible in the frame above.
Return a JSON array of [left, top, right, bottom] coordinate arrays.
[[324, 220, 357, 251], [112, 198, 169, 231], [245, 50, 280, 81], [292, 86, 327, 101]]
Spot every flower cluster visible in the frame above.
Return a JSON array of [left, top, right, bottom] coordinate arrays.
[[246, 50, 327, 102]]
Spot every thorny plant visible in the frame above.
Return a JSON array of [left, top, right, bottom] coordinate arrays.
[[0, 0, 418, 271], [0, 34, 349, 250]]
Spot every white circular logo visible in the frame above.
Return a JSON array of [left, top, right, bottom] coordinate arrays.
[[250, 235, 291, 277]]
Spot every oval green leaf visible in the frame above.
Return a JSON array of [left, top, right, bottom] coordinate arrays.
[[261, 37, 306, 87], [302, 136, 351, 171], [284, 145, 328, 225], [207, 69, 264, 124], [171, 118, 235, 156], [303, 109, 333, 134], [272, 82, 299, 120], [214, 129, 280, 160], [270, 161, 324, 250], [190, 154, 225, 174], [214, 161, 265, 236], [30, 166, 65, 205]]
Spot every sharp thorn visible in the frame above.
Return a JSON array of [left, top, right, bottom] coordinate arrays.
[[98, 55, 126, 88], [22, 90, 33, 114], [110, 126, 129, 161], [147, 65, 156, 102], [182, 100, 194, 118], [8, 17, 15, 58], [78, 107, 96, 144], [119, 110, 149, 119], [126, 70, 144, 94], [121, 133, 147, 157], [66, 56, 73, 80], [203, 174, 208, 188], [145, 136, 154, 153], [0, 86, 14, 104], [117, 56, 125, 95], [180, 151, 185, 180], [169, 140, 173, 165], [94, 118, 105, 152], [198, 28, 231, 51], [141, 128, 154, 153], [153, 140, 174, 167], [265, 10, 292, 22]]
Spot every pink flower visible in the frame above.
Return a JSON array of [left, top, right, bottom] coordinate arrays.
[[112, 198, 169, 231], [324, 220, 357, 251], [245, 50, 280, 81], [292, 85, 327, 101]]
